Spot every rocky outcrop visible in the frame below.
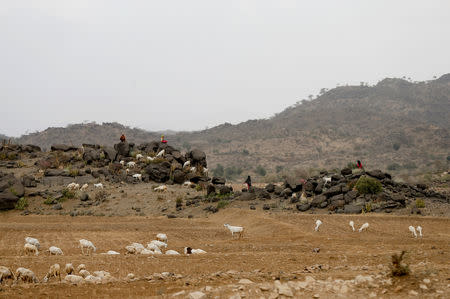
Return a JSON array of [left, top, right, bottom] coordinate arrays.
[[0, 172, 25, 210]]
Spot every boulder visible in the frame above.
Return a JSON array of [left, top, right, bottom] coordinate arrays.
[[211, 177, 226, 185], [114, 141, 131, 157], [217, 185, 232, 195], [265, 183, 275, 193], [322, 184, 343, 198], [0, 190, 19, 210], [366, 169, 386, 180], [304, 181, 316, 192], [186, 149, 207, 167], [280, 188, 293, 198], [79, 192, 89, 202], [21, 175, 37, 188], [254, 188, 271, 200], [310, 195, 326, 207], [44, 169, 65, 177], [341, 168, 352, 176], [344, 204, 362, 214], [344, 190, 358, 203], [314, 181, 324, 194], [284, 177, 303, 192], [83, 148, 101, 164], [235, 192, 256, 201], [172, 170, 186, 184], [206, 184, 216, 196], [145, 162, 171, 182], [274, 185, 284, 195], [296, 203, 311, 212], [51, 144, 78, 152], [102, 147, 117, 162]]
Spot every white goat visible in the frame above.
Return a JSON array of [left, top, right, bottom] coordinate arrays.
[[125, 243, 145, 254], [78, 269, 91, 278], [409, 226, 417, 238], [136, 153, 143, 159], [183, 161, 191, 168], [127, 161, 136, 168], [79, 239, 96, 255], [349, 221, 355, 232], [358, 222, 369, 232], [156, 233, 168, 243], [183, 181, 193, 187], [25, 237, 40, 249], [203, 168, 209, 176], [147, 156, 155, 161], [323, 177, 332, 184], [94, 183, 103, 189], [184, 247, 207, 255], [80, 183, 89, 191], [65, 263, 74, 275], [15, 267, 38, 283], [224, 224, 244, 239], [165, 250, 180, 255], [156, 150, 165, 158], [120, 160, 125, 166], [43, 264, 61, 282], [154, 185, 167, 192], [24, 243, 39, 256], [101, 250, 120, 255], [314, 220, 322, 232], [49, 246, 63, 255], [300, 191, 307, 203], [416, 226, 423, 237], [67, 182, 80, 190], [64, 274, 84, 284], [132, 173, 142, 180]]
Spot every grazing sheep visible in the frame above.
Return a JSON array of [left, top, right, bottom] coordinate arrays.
[[76, 264, 86, 273], [184, 247, 206, 255], [84, 274, 101, 284], [349, 221, 355, 232], [147, 156, 155, 161], [0, 266, 15, 282], [101, 250, 120, 255], [416, 226, 423, 237], [48, 246, 63, 255], [183, 181, 193, 187], [140, 249, 154, 255], [136, 153, 143, 159], [43, 264, 61, 282], [154, 185, 167, 192], [147, 243, 163, 254], [67, 182, 80, 190], [323, 177, 332, 184], [80, 183, 89, 191], [183, 161, 191, 168], [64, 274, 84, 284], [65, 263, 74, 275], [15, 267, 38, 283], [125, 243, 145, 254], [358, 222, 369, 232], [78, 269, 91, 278], [79, 239, 96, 255], [127, 161, 136, 168], [314, 220, 322, 232], [224, 224, 244, 239], [148, 240, 167, 249], [24, 243, 39, 256], [25, 237, 40, 249], [156, 150, 165, 158], [132, 173, 142, 180], [156, 233, 168, 243], [165, 250, 180, 255], [409, 226, 417, 238], [94, 183, 103, 189]]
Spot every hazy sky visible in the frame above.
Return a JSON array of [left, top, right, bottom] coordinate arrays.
[[1, 0, 449, 137]]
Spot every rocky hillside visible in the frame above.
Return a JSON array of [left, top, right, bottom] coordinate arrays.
[[7, 74, 450, 179]]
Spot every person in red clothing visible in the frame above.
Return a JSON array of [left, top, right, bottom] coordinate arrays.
[[120, 134, 126, 142], [356, 160, 363, 169], [161, 135, 167, 144]]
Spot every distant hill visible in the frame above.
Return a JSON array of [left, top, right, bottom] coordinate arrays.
[[12, 74, 450, 179]]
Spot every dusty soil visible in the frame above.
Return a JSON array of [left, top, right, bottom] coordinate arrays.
[[0, 209, 449, 298]]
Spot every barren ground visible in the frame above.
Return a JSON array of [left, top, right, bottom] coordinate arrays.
[[0, 209, 449, 298]]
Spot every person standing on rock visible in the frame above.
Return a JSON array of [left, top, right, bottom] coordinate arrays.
[[161, 135, 167, 144], [120, 134, 126, 142], [245, 176, 252, 190], [356, 160, 364, 169]]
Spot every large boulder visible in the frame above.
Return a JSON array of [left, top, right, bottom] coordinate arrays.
[[344, 204, 362, 214], [284, 177, 303, 192], [366, 170, 387, 180], [145, 162, 171, 182], [0, 172, 24, 210], [254, 188, 271, 200], [341, 168, 352, 176], [172, 170, 186, 184], [265, 183, 275, 193], [102, 146, 117, 162], [217, 185, 233, 195], [114, 141, 131, 157], [322, 184, 343, 198], [21, 175, 37, 188], [311, 195, 327, 207], [296, 203, 311, 212], [83, 148, 102, 164], [234, 192, 256, 201], [51, 144, 78, 152], [212, 177, 226, 185]]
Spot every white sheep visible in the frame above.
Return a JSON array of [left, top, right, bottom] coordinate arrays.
[[132, 173, 142, 180], [300, 191, 307, 203], [140, 248, 154, 255], [165, 250, 180, 255], [65, 263, 74, 275], [358, 222, 369, 232], [154, 185, 167, 192], [67, 182, 80, 190], [147, 156, 155, 161], [136, 153, 144, 159], [156, 150, 165, 158], [80, 183, 89, 191], [224, 224, 244, 239], [94, 183, 103, 189], [102, 250, 120, 255], [127, 161, 136, 168], [148, 240, 168, 249], [349, 221, 355, 232], [64, 274, 84, 284], [49, 246, 63, 255], [147, 243, 163, 254], [120, 160, 125, 166], [183, 181, 193, 187], [0, 266, 15, 282], [183, 161, 191, 168], [409, 226, 417, 238], [84, 274, 101, 284], [323, 177, 332, 184], [25, 237, 40, 249], [184, 247, 207, 255], [125, 243, 145, 254], [79, 239, 96, 255], [78, 269, 91, 278], [43, 264, 61, 282], [24, 243, 39, 256], [202, 168, 209, 176], [314, 220, 322, 232], [76, 264, 86, 273], [156, 233, 168, 243], [15, 267, 38, 283], [190, 167, 197, 173], [416, 226, 423, 237]]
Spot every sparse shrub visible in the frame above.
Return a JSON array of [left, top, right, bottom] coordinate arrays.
[[99, 152, 106, 159], [0, 153, 6, 160], [402, 162, 417, 170], [95, 190, 108, 202], [415, 198, 425, 208], [43, 197, 55, 205], [255, 165, 266, 177], [355, 176, 383, 195], [212, 164, 224, 177], [216, 200, 229, 210], [387, 163, 401, 171], [69, 168, 79, 177], [347, 179, 358, 190], [9, 187, 18, 196], [176, 197, 183, 206], [242, 149, 249, 156], [390, 251, 410, 277], [365, 203, 372, 213], [393, 143, 401, 151], [195, 185, 203, 192], [347, 162, 357, 169], [62, 188, 76, 199], [15, 197, 28, 210], [276, 165, 284, 173]]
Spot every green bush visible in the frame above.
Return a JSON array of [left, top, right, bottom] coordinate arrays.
[[217, 200, 229, 210], [62, 188, 76, 199], [255, 165, 267, 176], [365, 203, 372, 212], [415, 198, 425, 208], [393, 143, 401, 151], [15, 197, 28, 210], [43, 197, 55, 205], [355, 176, 383, 195]]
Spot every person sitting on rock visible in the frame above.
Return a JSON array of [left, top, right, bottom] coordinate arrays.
[[120, 134, 126, 142], [161, 135, 167, 144], [356, 160, 363, 169], [244, 175, 252, 190]]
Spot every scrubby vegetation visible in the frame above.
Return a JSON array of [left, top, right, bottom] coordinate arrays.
[[355, 176, 383, 195], [15, 197, 28, 210]]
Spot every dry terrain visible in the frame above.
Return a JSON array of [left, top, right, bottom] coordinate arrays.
[[0, 209, 449, 298]]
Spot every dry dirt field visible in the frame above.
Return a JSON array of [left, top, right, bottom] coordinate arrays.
[[0, 209, 449, 298]]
